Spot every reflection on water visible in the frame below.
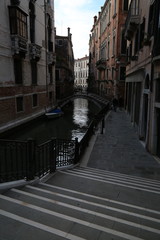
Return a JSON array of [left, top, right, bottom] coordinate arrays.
[[5, 98, 100, 143], [73, 98, 88, 128], [72, 98, 89, 140]]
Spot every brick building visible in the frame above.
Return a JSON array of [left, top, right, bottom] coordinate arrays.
[[125, 0, 160, 158], [55, 28, 74, 99], [74, 55, 89, 92], [89, 0, 128, 101], [0, 0, 56, 134]]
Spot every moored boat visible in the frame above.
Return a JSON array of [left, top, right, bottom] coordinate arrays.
[[45, 108, 64, 119]]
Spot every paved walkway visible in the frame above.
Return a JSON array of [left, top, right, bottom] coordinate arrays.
[[82, 109, 160, 180]]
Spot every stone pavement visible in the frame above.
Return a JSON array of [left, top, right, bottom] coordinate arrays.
[[85, 109, 160, 180]]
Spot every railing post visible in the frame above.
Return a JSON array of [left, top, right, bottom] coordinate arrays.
[[101, 115, 105, 134], [27, 138, 36, 181], [50, 138, 56, 173], [74, 137, 79, 164]]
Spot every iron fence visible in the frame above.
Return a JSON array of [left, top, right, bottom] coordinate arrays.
[[0, 139, 28, 183], [0, 137, 77, 183]]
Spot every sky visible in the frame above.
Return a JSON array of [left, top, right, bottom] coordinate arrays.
[[54, 0, 105, 59]]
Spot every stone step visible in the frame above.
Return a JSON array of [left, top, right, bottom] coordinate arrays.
[[0, 167, 160, 240]]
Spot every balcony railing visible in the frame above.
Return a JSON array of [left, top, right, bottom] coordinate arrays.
[[29, 43, 42, 61], [48, 52, 56, 65], [11, 35, 27, 56], [96, 58, 106, 70], [125, 0, 140, 40]]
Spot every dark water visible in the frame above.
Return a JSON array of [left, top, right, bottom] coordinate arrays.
[[7, 98, 100, 144]]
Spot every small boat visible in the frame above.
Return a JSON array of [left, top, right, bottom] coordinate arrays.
[[45, 108, 64, 119]]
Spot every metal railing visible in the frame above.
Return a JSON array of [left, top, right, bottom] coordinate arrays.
[[0, 101, 110, 183]]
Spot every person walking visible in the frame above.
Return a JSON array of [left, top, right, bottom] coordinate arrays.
[[112, 97, 118, 112]]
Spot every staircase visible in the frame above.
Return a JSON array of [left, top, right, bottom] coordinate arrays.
[[0, 167, 160, 240]]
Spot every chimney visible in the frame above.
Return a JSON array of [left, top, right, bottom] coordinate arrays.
[[94, 16, 97, 24], [68, 27, 70, 37]]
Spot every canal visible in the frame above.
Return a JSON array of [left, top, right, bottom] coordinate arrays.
[[4, 98, 101, 144]]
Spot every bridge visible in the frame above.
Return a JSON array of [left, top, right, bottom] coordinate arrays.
[[58, 92, 109, 109]]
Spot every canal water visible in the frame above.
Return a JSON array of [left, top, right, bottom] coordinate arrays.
[[6, 98, 100, 144]]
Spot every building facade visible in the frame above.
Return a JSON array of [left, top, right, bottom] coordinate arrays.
[[124, 0, 160, 158], [74, 55, 89, 91], [55, 28, 74, 100], [89, 0, 128, 101], [0, 0, 56, 134]]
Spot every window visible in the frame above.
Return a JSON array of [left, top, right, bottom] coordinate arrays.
[[123, 0, 128, 11], [31, 61, 37, 85], [56, 69, 60, 81], [32, 94, 38, 107], [148, 3, 155, 37], [112, 67, 114, 80], [58, 40, 63, 46], [112, 30, 116, 56], [132, 0, 139, 15], [49, 92, 53, 101], [48, 65, 53, 84], [134, 28, 139, 54], [14, 58, 22, 84], [107, 69, 109, 79], [139, 18, 145, 49], [29, 0, 35, 43], [16, 96, 23, 112], [113, 0, 117, 16], [107, 39, 110, 59], [109, 2, 111, 22], [119, 67, 126, 81], [8, 6, 28, 38], [121, 30, 127, 54], [48, 17, 52, 51]]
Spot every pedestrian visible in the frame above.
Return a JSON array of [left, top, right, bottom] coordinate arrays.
[[112, 97, 118, 112], [119, 96, 124, 110]]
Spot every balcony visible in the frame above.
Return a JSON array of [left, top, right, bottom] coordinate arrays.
[[48, 52, 56, 65], [11, 35, 27, 57], [125, 0, 140, 40], [29, 43, 42, 61], [96, 58, 106, 70]]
